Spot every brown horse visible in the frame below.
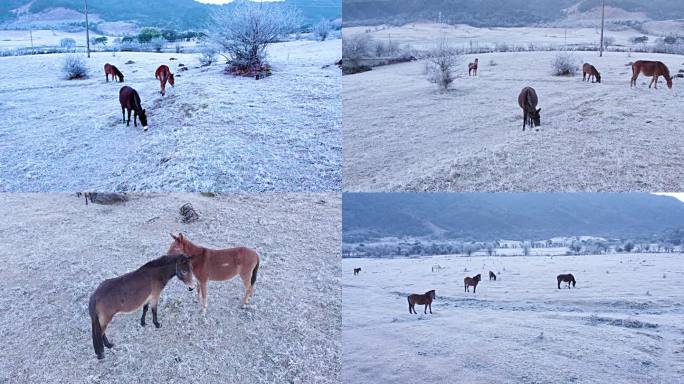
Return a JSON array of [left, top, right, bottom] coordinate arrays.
[[353, 267, 361, 275], [408, 290, 436, 314], [104, 63, 124, 82], [518, 86, 541, 131], [582, 63, 601, 83], [119, 86, 148, 130], [167, 233, 260, 312], [88, 254, 195, 359], [489, 271, 496, 281], [468, 58, 479, 76], [557, 273, 576, 289], [631, 60, 673, 89], [155, 65, 175, 96], [464, 273, 481, 293]]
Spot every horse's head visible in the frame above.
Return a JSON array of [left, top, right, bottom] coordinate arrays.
[[174, 254, 195, 291], [428, 290, 436, 299], [139, 109, 148, 129], [666, 76, 673, 89], [168, 233, 187, 255], [474, 274, 481, 282], [531, 108, 541, 127], [595, 72, 601, 83], [119, 74, 125, 82], [168, 73, 175, 87]]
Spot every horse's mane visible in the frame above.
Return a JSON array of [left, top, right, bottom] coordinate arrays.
[[113, 65, 123, 77], [140, 254, 181, 269]]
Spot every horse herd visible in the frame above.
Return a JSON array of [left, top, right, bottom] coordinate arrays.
[[102, 62, 176, 131], [352, 268, 577, 315], [468, 57, 675, 131], [89, 233, 259, 359]]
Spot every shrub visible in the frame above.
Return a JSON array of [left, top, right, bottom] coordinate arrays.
[[62, 54, 89, 80], [150, 37, 165, 52], [199, 44, 217, 67], [552, 52, 580, 76], [313, 18, 332, 41], [342, 33, 371, 74], [60, 38, 76, 51], [426, 38, 461, 91]]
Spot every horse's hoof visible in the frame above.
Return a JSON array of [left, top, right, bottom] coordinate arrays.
[[140, 321, 146, 327], [97, 353, 105, 360], [104, 342, 114, 349], [154, 322, 161, 328]]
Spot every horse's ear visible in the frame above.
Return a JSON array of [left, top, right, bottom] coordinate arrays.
[[537, 108, 541, 113], [170, 233, 179, 241]]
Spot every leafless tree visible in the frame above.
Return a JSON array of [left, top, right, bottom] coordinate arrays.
[[426, 37, 461, 91]]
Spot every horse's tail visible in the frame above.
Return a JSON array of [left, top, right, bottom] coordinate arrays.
[[250, 258, 259, 286], [89, 294, 104, 358]]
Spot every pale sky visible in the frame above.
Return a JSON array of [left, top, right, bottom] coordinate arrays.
[[194, 0, 284, 4], [654, 193, 684, 203]]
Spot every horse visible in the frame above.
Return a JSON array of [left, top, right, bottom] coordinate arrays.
[[489, 271, 496, 281], [88, 254, 195, 359], [557, 273, 576, 289], [167, 233, 260, 312], [464, 274, 481, 293], [468, 58, 479, 76], [408, 290, 436, 314], [104, 63, 124, 83], [119, 86, 148, 130], [353, 267, 361, 275], [518, 86, 541, 131], [155, 65, 175, 96], [631, 60, 673, 89], [582, 63, 601, 83]]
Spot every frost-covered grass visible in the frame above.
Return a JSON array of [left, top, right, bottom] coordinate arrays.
[[343, 51, 684, 191], [343, 253, 684, 383], [0, 193, 341, 383], [0, 39, 341, 192]]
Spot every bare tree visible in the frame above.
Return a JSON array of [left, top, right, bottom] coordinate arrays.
[[313, 18, 332, 41], [426, 37, 461, 91], [342, 33, 371, 73], [211, 1, 302, 71]]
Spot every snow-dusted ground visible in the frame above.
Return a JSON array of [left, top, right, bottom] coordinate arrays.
[[0, 193, 341, 383], [343, 51, 684, 191], [0, 39, 341, 192], [343, 253, 684, 383]]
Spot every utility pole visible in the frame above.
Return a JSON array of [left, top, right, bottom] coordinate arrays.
[[84, 0, 90, 58], [599, 0, 605, 57]]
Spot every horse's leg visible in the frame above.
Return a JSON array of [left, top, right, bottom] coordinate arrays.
[[240, 271, 253, 305], [424, 304, 427, 314], [151, 297, 161, 328], [654, 75, 659, 89], [140, 303, 148, 326], [133, 111, 138, 127], [429, 302, 432, 314], [121, 107, 125, 123], [126, 109, 131, 126], [102, 334, 114, 348], [200, 280, 208, 312], [522, 111, 527, 131], [649, 76, 655, 88], [473, 285, 476, 293]]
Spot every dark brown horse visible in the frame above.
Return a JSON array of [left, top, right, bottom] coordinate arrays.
[[119, 86, 148, 130], [464, 274, 481, 293], [468, 58, 479, 76], [631, 60, 673, 89], [89, 254, 195, 359], [557, 273, 576, 289], [167, 233, 260, 312], [104, 63, 124, 82], [155, 65, 175, 96], [408, 290, 436, 314], [489, 271, 496, 281], [353, 267, 361, 275], [582, 63, 601, 83], [518, 87, 541, 131]]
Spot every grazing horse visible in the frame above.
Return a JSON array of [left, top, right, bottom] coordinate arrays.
[[464, 274, 481, 293], [468, 58, 479, 76], [557, 273, 576, 289], [631, 60, 673, 89], [104, 63, 124, 82], [408, 290, 436, 314], [353, 267, 361, 275], [155, 65, 175, 96], [518, 86, 541, 131], [489, 271, 496, 281], [167, 233, 260, 312], [88, 254, 195, 359], [582, 63, 601, 83], [119, 86, 148, 130]]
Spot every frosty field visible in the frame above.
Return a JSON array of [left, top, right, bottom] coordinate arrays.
[[343, 50, 684, 192], [343, 253, 684, 384], [0, 39, 341, 192], [0, 193, 341, 383]]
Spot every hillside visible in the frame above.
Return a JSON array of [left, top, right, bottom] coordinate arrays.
[[0, 0, 341, 30], [342, 193, 684, 242]]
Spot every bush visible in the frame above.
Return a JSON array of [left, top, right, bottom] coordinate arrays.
[[342, 33, 371, 74], [60, 38, 76, 50], [62, 54, 89, 80], [313, 19, 332, 41], [211, 1, 301, 73], [199, 44, 217, 67], [138, 27, 161, 43], [552, 52, 580, 76], [426, 38, 461, 91], [150, 37, 165, 52]]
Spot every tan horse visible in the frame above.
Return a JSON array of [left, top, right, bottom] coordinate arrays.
[[408, 290, 436, 314], [631, 60, 673, 89], [468, 58, 479, 76], [582, 63, 601, 83], [167, 233, 260, 312], [88, 254, 195, 359], [464, 273, 481, 293]]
